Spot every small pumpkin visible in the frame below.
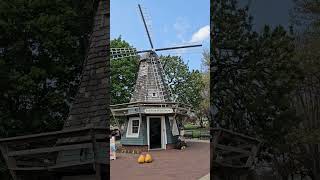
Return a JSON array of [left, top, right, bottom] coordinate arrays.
[[138, 154, 145, 163], [145, 154, 152, 163]]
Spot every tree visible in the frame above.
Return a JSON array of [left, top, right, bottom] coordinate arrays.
[[0, 0, 95, 179], [197, 49, 210, 128], [211, 0, 300, 142], [211, 0, 302, 178], [0, 0, 94, 136], [110, 37, 139, 127], [160, 55, 204, 119], [289, 1, 320, 179], [110, 37, 139, 105]]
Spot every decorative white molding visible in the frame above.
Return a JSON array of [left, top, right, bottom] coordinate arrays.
[[144, 108, 173, 114]]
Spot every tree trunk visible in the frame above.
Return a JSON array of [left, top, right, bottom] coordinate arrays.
[[199, 117, 204, 128]]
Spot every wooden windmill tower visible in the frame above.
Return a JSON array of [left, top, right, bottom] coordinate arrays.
[[0, 0, 109, 180], [110, 4, 202, 153]]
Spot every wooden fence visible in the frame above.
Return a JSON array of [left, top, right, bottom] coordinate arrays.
[[0, 126, 109, 180]]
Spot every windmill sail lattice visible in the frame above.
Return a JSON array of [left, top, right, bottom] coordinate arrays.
[[111, 47, 138, 60]]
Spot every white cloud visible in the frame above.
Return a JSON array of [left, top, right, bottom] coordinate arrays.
[[173, 17, 190, 42], [189, 25, 210, 43]]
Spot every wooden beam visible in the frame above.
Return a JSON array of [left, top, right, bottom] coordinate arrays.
[[236, 144, 254, 150], [213, 161, 250, 169], [245, 145, 258, 166], [212, 128, 260, 142], [215, 144, 252, 155], [95, 159, 109, 165], [10, 167, 47, 171], [0, 127, 108, 143], [0, 144, 18, 180], [89, 129, 108, 179], [16, 160, 50, 167], [221, 154, 249, 162], [49, 160, 94, 170], [57, 134, 107, 145], [8, 143, 92, 157]]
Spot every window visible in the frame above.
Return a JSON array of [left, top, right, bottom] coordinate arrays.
[[152, 93, 156, 97], [126, 117, 140, 138], [132, 120, 139, 133]]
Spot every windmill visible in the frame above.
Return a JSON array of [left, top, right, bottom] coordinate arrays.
[[111, 4, 202, 103], [110, 4, 202, 152]]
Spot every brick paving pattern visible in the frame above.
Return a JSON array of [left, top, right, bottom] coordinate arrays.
[[111, 142, 209, 180]]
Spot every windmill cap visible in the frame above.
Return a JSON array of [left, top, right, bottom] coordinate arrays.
[[140, 53, 148, 60]]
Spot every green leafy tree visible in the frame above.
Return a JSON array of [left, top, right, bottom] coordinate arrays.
[[197, 49, 210, 128], [289, 1, 320, 179], [211, 1, 302, 178], [211, 0, 300, 143], [110, 37, 139, 105], [0, 0, 94, 136], [110, 37, 139, 127], [160, 55, 204, 121], [0, 0, 95, 179]]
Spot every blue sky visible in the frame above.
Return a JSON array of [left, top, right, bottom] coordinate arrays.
[[246, 0, 293, 30], [239, 0, 292, 30], [110, 0, 210, 70]]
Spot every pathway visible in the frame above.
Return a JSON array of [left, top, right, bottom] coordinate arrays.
[[111, 141, 210, 180]]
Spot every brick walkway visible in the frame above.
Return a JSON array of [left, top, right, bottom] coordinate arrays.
[[111, 142, 209, 180]]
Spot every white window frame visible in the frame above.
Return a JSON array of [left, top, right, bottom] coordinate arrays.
[[126, 117, 141, 138]]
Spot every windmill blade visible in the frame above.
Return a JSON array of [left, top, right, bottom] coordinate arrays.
[[138, 4, 154, 49], [110, 48, 138, 60], [155, 44, 202, 52]]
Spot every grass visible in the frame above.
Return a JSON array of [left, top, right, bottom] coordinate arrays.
[[183, 123, 209, 138], [184, 123, 209, 130], [184, 123, 199, 130]]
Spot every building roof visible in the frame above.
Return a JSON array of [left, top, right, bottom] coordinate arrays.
[[130, 52, 172, 103], [63, 0, 109, 129]]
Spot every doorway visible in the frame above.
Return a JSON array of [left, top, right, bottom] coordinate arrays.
[[149, 117, 162, 149]]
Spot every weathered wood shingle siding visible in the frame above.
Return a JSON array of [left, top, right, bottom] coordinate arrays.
[[63, 0, 109, 130], [130, 56, 171, 103], [121, 116, 148, 145], [57, 0, 109, 166]]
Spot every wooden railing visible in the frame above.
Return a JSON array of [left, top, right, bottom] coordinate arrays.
[[0, 126, 109, 178], [211, 128, 261, 169]]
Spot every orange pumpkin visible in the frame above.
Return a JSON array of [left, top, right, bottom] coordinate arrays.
[[138, 154, 145, 163], [145, 154, 152, 163]]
